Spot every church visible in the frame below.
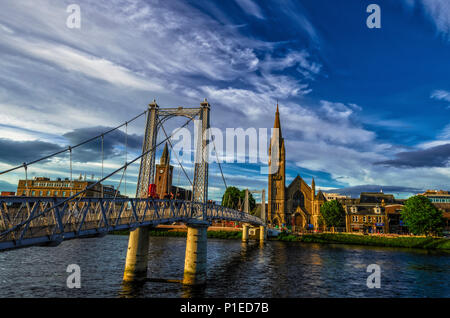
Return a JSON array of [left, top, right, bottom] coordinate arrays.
[[267, 105, 326, 231]]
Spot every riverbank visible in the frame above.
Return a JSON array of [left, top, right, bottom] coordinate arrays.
[[276, 232, 450, 251], [110, 228, 450, 251]]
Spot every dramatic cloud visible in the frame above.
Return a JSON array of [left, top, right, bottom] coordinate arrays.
[[63, 127, 143, 163], [0, 127, 142, 167], [0, 138, 63, 166], [324, 185, 425, 198], [0, 1, 448, 198], [375, 143, 450, 168]]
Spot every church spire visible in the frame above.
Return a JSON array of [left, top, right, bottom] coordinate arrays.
[[160, 143, 170, 165], [312, 177, 316, 197], [273, 103, 282, 138]]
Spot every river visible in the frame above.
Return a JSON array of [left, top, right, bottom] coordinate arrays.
[[0, 235, 448, 297]]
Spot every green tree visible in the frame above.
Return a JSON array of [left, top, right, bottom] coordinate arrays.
[[320, 200, 345, 232], [221, 186, 256, 212], [401, 195, 444, 236]]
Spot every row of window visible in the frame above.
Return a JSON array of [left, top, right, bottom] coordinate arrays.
[[350, 206, 382, 214], [429, 198, 450, 203], [352, 215, 383, 223], [31, 182, 79, 188], [21, 190, 75, 197]]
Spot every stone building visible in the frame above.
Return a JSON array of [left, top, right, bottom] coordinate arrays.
[[324, 193, 350, 201], [154, 143, 192, 200], [341, 192, 405, 234], [16, 176, 121, 198], [267, 105, 326, 231]]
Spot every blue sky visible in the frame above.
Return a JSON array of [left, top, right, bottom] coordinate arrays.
[[0, 0, 449, 200]]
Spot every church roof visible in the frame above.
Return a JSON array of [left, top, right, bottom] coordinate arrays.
[[287, 175, 313, 192], [316, 190, 326, 201]]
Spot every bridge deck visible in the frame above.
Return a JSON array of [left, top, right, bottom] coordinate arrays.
[[0, 197, 263, 251]]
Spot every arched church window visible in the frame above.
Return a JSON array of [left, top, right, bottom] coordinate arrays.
[[293, 191, 305, 209]]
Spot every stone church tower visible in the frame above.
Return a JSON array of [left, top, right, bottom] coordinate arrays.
[[267, 104, 286, 226], [267, 105, 327, 230], [155, 143, 173, 198]]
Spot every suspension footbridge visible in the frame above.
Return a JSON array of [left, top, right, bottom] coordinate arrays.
[[0, 99, 266, 285]]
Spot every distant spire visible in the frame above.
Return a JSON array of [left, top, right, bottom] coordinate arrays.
[[160, 143, 170, 165]]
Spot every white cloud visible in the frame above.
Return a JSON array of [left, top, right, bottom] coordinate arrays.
[[422, 0, 450, 38], [234, 0, 265, 19], [431, 89, 450, 102], [1, 33, 162, 91], [406, 0, 450, 40], [439, 124, 450, 139]]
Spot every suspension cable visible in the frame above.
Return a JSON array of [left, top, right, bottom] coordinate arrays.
[[113, 166, 126, 200], [0, 116, 196, 237], [0, 110, 148, 176], [212, 136, 227, 190]]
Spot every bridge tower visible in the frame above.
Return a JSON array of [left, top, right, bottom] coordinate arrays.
[[123, 99, 211, 284], [183, 99, 211, 285], [123, 100, 158, 282]]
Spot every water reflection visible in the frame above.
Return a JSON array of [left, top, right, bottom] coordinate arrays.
[[0, 235, 448, 297], [120, 281, 147, 298], [181, 284, 206, 298]]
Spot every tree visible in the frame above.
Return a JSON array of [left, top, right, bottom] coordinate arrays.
[[401, 195, 444, 236], [221, 186, 256, 212], [320, 200, 345, 232]]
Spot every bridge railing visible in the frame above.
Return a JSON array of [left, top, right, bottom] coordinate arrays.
[[0, 197, 263, 250]]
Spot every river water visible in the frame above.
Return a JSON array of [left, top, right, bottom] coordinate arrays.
[[0, 235, 448, 298]]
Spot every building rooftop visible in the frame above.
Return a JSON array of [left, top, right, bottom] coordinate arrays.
[[421, 190, 450, 196], [359, 192, 395, 204]]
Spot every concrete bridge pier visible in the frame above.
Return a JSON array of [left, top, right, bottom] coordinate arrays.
[[123, 226, 151, 282], [242, 224, 249, 243], [183, 222, 209, 285]]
